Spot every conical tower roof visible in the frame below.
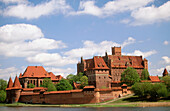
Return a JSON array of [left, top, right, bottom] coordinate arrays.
[[13, 76, 22, 88], [163, 68, 168, 76], [7, 77, 13, 88], [19, 73, 22, 78]]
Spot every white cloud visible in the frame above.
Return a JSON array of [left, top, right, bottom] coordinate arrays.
[[124, 50, 157, 58], [64, 37, 135, 59], [0, 67, 19, 80], [150, 65, 170, 76], [131, 1, 170, 25], [0, 0, 28, 4], [0, 24, 66, 57], [0, 24, 44, 42], [3, 0, 72, 19], [163, 41, 169, 45], [45, 67, 75, 78], [26, 53, 77, 66], [162, 56, 170, 64], [71, 0, 153, 17], [120, 19, 131, 24]]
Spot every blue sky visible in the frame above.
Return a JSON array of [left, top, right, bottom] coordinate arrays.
[[0, 0, 170, 80]]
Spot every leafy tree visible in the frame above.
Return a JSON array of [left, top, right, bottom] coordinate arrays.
[[132, 83, 152, 97], [42, 78, 56, 91], [141, 69, 150, 80], [149, 83, 168, 99], [56, 78, 73, 91], [66, 74, 74, 80], [0, 90, 6, 103], [47, 83, 57, 92], [121, 67, 140, 86], [27, 83, 35, 88], [77, 72, 84, 80], [162, 76, 170, 91], [132, 83, 168, 99], [80, 76, 88, 89], [0, 79, 7, 91]]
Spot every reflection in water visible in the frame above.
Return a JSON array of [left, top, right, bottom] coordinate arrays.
[[0, 107, 170, 111]]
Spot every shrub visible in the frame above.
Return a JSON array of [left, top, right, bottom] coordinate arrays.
[[27, 83, 35, 88], [0, 90, 6, 103], [56, 78, 73, 91]]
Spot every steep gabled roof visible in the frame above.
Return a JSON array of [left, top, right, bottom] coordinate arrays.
[[19, 73, 22, 78], [85, 56, 109, 70], [163, 68, 168, 76], [22, 66, 50, 78], [13, 76, 22, 88], [149, 76, 160, 82], [7, 77, 13, 88]]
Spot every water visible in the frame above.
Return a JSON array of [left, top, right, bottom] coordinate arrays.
[[0, 107, 170, 111]]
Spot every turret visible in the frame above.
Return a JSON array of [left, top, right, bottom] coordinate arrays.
[[144, 58, 148, 70], [7, 77, 13, 88], [163, 68, 168, 77], [112, 47, 121, 56]]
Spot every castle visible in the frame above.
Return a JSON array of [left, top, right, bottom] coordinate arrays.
[[6, 47, 167, 104], [77, 47, 148, 88]]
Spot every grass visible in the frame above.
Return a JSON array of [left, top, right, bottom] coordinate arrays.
[[112, 95, 170, 103], [0, 102, 138, 107]]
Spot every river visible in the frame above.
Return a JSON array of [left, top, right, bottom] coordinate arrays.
[[0, 107, 170, 111]]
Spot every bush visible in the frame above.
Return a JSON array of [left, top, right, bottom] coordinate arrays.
[[42, 78, 56, 91], [27, 83, 35, 88], [162, 76, 170, 92], [132, 83, 168, 99], [121, 67, 140, 86], [0, 90, 6, 103], [56, 78, 73, 91]]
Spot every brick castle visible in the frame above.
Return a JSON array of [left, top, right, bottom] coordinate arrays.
[[6, 47, 166, 104]]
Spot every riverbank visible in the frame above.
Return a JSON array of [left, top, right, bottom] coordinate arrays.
[[0, 102, 170, 107]]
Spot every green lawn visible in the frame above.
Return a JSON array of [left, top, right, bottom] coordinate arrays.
[[112, 95, 170, 103]]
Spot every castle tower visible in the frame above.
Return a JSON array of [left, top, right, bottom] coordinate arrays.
[[163, 68, 168, 77], [7, 77, 13, 88], [11, 76, 22, 103], [112, 47, 121, 56], [77, 56, 85, 74], [144, 58, 148, 70], [6, 77, 14, 103]]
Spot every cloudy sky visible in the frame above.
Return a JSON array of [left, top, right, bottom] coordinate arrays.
[[0, 0, 170, 80]]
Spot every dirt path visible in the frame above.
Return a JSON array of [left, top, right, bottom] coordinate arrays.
[[100, 94, 134, 105]]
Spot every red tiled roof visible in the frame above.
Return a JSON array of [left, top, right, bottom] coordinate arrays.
[[22, 88, 34, 91], [140, 80, 152, 83], [13, 76, 22, 88], [83, 86, 95, 89], [163, 68, 168, 76], [121, 84, 127, 87], [149, 76, 160, 82], [108, 55, 144, 68], [19, 73, 22, 78], [7, 77, 13, 88], [112, 81, 121, 83], [33, 87, 47, 90], [22, 66, 50, 78]]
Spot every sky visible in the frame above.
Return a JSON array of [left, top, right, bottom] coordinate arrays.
[[0, 0, 170, 80]]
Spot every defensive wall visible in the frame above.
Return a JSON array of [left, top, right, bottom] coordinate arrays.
[[14, 86, 132, 104]]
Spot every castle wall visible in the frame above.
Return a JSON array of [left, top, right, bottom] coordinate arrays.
[[17, 87, 132, 104]]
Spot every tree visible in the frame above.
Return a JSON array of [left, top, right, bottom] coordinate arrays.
[[141, 69, 150, 80], [42, 78, 56, 91], [77, 72, 84, 80], [56, 78, 73, 91], [121, 67, 140, 86], [162, 76, 170, 92], [80, 76, 88, 89], [27, 83, 35, 88], [0, 90, 6, 103], [132, 82, 152, 98], [132, 83, 168, 99], [47, 83, 57, 92], [0, 79, 7, 91]]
